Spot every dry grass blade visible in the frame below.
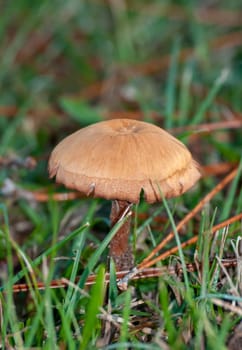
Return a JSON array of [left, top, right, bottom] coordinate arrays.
[[211, 298, 242, 316]]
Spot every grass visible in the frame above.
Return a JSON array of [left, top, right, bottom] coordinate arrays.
[[0, 1, 242, 349]]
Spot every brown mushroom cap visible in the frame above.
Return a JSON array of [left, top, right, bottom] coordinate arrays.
[[49, 119, 200, 203]]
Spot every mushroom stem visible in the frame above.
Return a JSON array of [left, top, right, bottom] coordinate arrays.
[[109, 200, 134, 271]]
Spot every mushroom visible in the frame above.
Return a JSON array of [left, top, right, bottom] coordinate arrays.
[[48, 118, 200, 271]]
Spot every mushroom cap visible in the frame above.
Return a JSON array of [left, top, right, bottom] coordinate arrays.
[[49, 119, 200, 203]]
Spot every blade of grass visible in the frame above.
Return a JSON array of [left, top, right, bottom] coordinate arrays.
[[220, 158, 242, 220], [159, 280, 176, 345], [0, 101, 31, 156], [54, 293, 76, 350], [136, 206, 164, 236], [63, 229, 87, 313], [160, 191, 191, 297], [109, 258, 118, 306], [192, 68, 229, 125], [177, 60, 194, 126], [165, 38, 180, 129], [139, 167, 238, 269], [24, 301, 45, 348], [200, 208, 217, 298], [43, 284, 57, 347], [0, 205, 24, 348], [78, 212, 132, 288], [63, 200, 97, 311], [0, 222, 89, 291], [80, 265, 106, 350], [67, 213, 132, 313], [119, 289, 132, 348]]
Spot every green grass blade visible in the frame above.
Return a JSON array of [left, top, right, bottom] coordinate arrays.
[[0, 205, 24, 348], [0, 222, 89, 291], [109, 258, 118, 306], [165, 38, 180, 129], [43, 288, 57, 347], [119, 289, 132, 347], [159, 280, 176, 345], [178, 60, 194, 126], [67, 214, 131, 314], [80, 265, 106, 350], [63, 228, 87, 312], [63, 200, 97, 311], [160, 191, 191, 298], [192, 69, 229, 125], [220, 158, 242, 220], [78, 214, 131, 288]]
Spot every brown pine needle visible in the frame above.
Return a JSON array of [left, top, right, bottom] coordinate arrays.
[[10, 268, 168, 293], [171, 118, 242, 135], [139, 167, 238, 269]]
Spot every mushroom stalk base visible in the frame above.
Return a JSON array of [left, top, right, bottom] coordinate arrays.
[[109, 200, 133, 271]]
